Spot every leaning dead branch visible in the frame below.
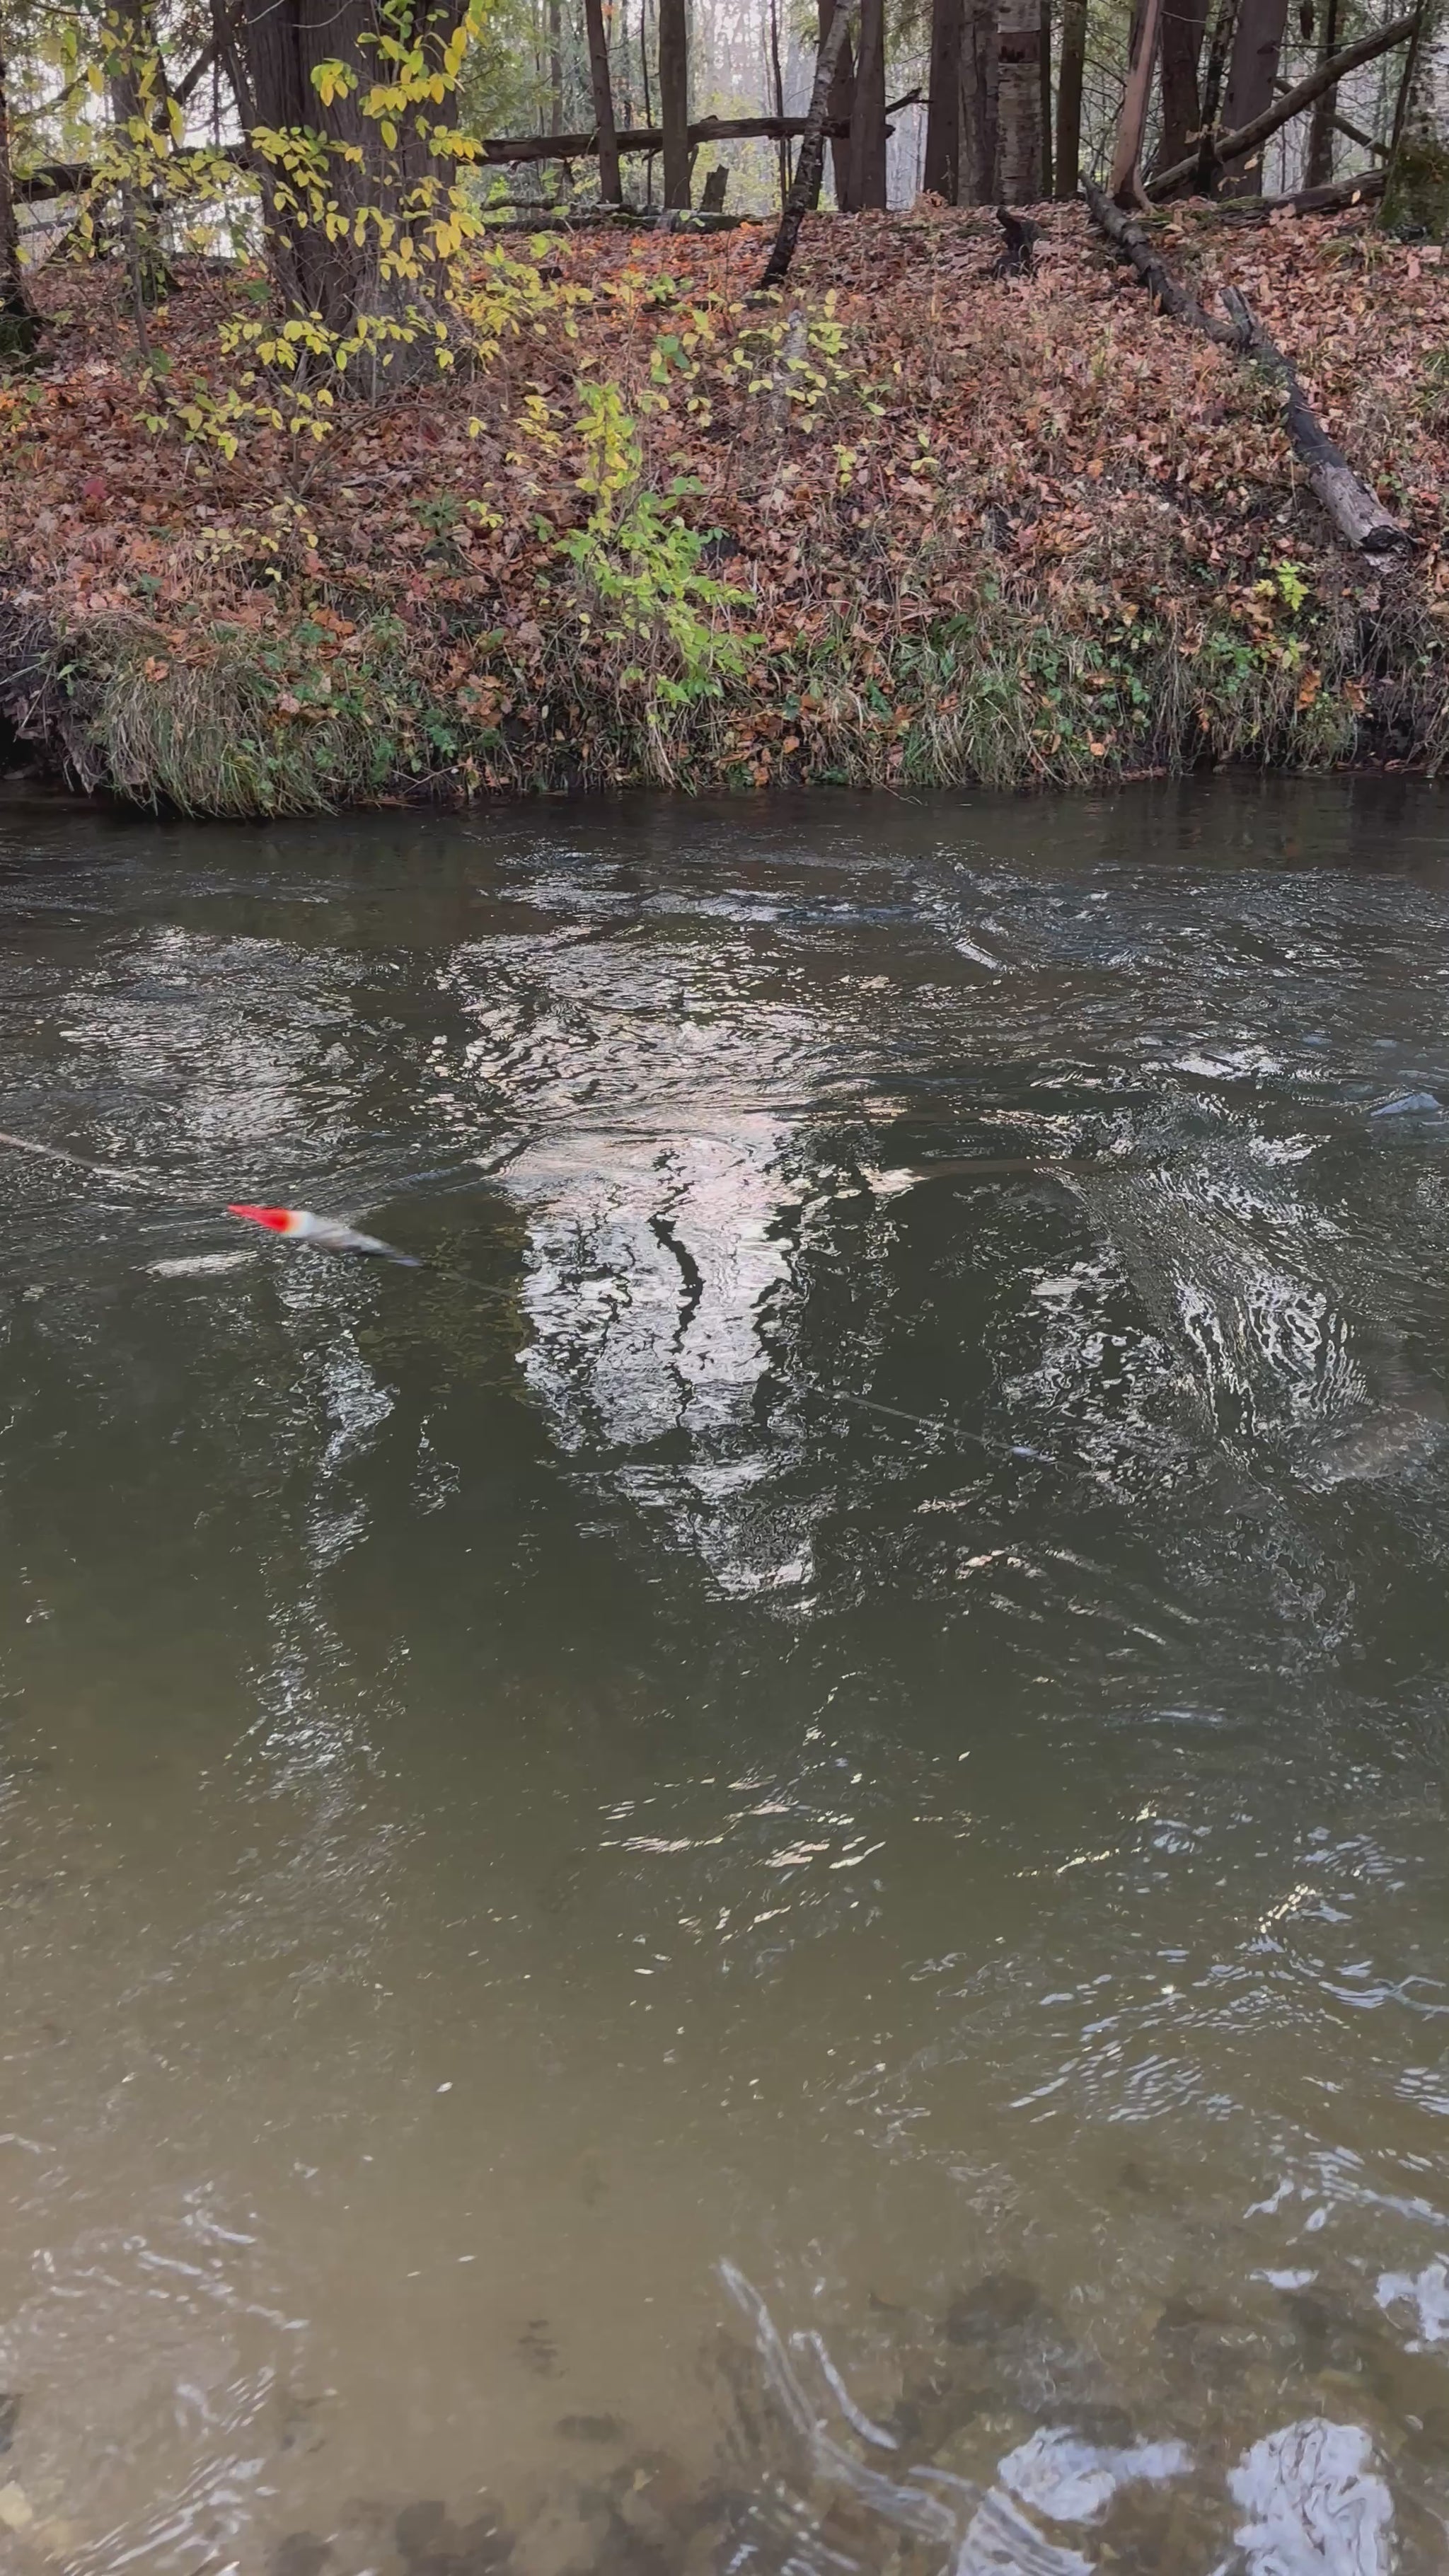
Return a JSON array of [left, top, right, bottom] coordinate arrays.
[[1147, 13, 1414, 197], [1081, 175, 1412, 555]]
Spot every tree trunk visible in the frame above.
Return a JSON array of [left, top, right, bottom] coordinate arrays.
[[1192, 0, 1238, 178], [960, 0, 999, 196], [996, 0, 1044, 199], [1039, 0, 1053, 191], [241, 0, 479, 370], [1155, 0, 1211, 170], [1110, 0, 1164, 198], [757, 0, 856, 283], [581, 0, 623, 199], [819, 0, 858, 205], [659, 0, 690, 204], [1303, 0, 1337, 182], [924, 0, 965, 196], [769, 0, 791, 202], [548, 0, 564, 130], [1218, 0, 1290, 191], [102, 0, 172, 304], [1382, 0, 1449, 233], [0, 52, 36, 347], [1053, 0, 1085, 191], [848, 0, 887, 206]]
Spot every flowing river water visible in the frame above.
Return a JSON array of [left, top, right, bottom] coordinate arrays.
[[1, 778, 1448, 2576]]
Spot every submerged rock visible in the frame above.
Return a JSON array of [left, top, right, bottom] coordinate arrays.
[[945, 2277, 1049, 2348], [0, 2397, 17, 2458], [271, 2538, 332, 2576], [1228, 2420, 1393, 2576], [557, 2416, 628, 2447], [396, 2496, 512, 2576]]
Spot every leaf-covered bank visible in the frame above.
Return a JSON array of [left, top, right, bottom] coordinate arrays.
[[5, 199, 1449, 816]]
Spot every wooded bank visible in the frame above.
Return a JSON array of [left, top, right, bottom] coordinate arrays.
[[4, 200, 1448, 816]]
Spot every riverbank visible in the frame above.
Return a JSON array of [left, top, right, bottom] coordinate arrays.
[[4, 198, 1449, 816]]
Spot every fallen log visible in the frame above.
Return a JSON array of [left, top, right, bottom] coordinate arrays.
[[1218, 284, 1411, 553], [1214, 167, 1385, 217], [1147, 13, 1413, 197], [1081, 174, 1412, 555], [15, 95, 920, 202]]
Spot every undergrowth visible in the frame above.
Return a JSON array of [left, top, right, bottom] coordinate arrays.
[[30, 574, 1442, 818]]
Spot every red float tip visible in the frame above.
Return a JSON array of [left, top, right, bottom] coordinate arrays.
[[226, 1204, 294, 1234]]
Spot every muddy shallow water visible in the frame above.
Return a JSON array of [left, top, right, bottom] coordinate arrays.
[[1, 777, 1448, 2575]]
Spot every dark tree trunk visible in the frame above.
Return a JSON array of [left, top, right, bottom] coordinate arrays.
[[581, 0, 623, 197], [0, 52, 36, 345], [1218, 0, 1290, 190], [769, 0, 791, 202], [659, 0, 690, 204], [1039, 0, 1053, 192], [845, 0, 882, 203], [242, 0, 481, 370], [1304, 0, 1339, 185], [848, 0, 887, 205], [960, 0, 999, 195], [1155, 0, 1211, 170], [1194, 0, 1238, 177], [103, 0, 173, 306], [819, 0, 858, 204], [924, 0, 965, 197], [548, 0, 564, 131], [1053, 0, 1086, 191], [757, 0, 856, 284]]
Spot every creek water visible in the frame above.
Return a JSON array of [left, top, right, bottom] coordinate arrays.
[[1, 777, 1448, 2576]]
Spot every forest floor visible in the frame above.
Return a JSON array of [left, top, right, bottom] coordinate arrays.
[[3, 195, 1449, 815]]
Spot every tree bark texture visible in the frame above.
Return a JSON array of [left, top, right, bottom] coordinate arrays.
[[582, 0, 623, 198], [757, 0, 856, 284], [1381, 0, 1449, 235], [960, 0, 999, 196], [847, 0, 887, 206], [1081, 175, 1411, 552], [1193, 0, 1238, 179], [1155, 0, 1211, 171], [1218, 0, 1290, 190], [548, 0, 563, 132], [1053, 0, 1086, 192], [924, 0, 965, 197], [819, 0, 858, 206], [1039, 0, 1053, 192], [1304, 0, 1338, 185], [1110, 0, 1165, 200], [659, 0, 690, 204], [997, 0, 1044, 198]]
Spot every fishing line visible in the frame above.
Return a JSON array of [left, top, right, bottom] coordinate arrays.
[[0, 1128, 161, 1187]]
